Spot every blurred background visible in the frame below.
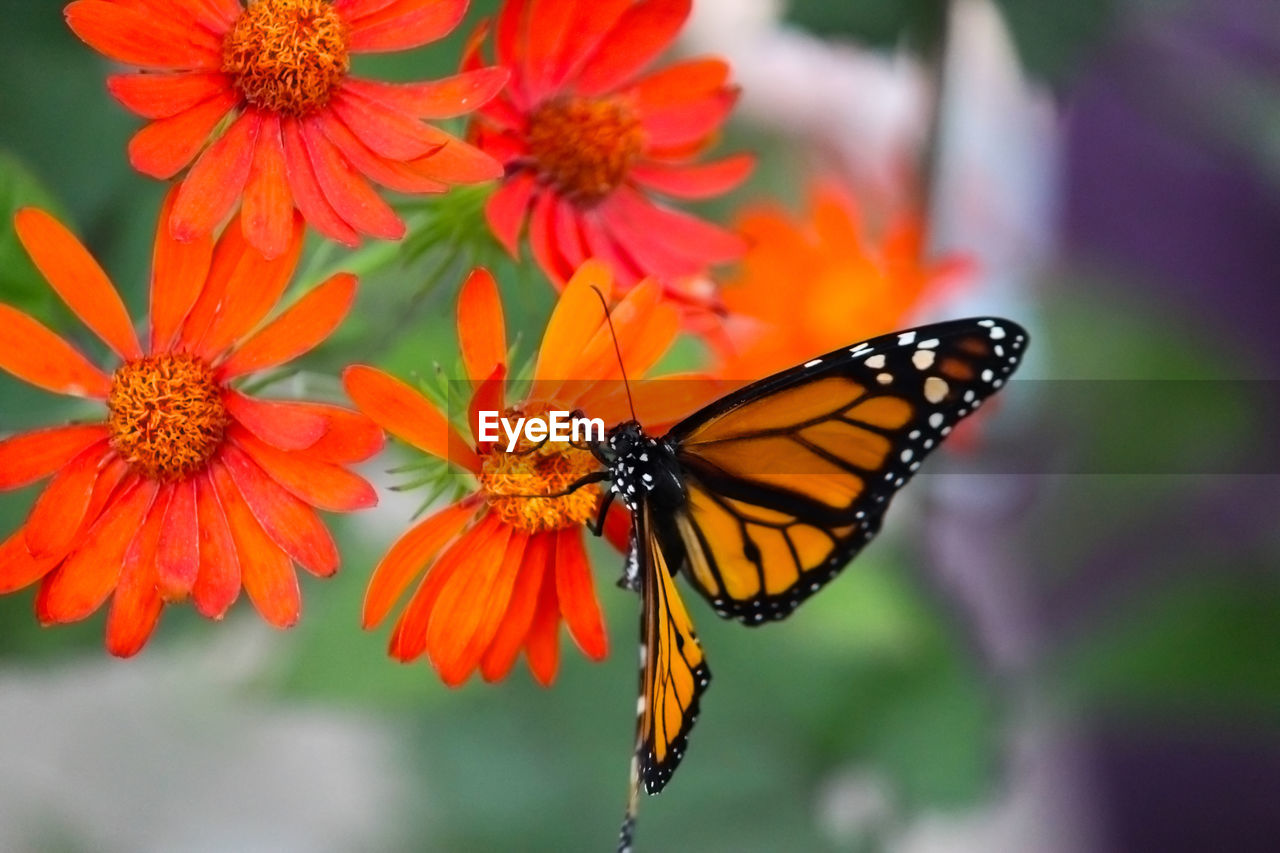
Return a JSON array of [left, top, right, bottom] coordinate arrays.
[[2, 0, 1279, 850]]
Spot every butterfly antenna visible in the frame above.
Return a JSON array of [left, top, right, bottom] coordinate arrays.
[[591, 286, 638, 423]]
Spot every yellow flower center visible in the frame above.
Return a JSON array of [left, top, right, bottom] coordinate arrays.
[[108, 354, 230, 482], [527, 97, 646, 204], [223, 0, 350, 116], [477, 407, 601, 533]]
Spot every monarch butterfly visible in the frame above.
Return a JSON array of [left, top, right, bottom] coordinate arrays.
[[552, 315, 1027, 850]]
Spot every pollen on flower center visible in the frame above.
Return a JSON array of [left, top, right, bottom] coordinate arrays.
[[222, 0, 350, 116], [108, 353, 229, 482], [478, 407, 601, 533], [527, 97, 646, 204]]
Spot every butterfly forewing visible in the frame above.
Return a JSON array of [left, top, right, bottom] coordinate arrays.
[[666, 317, 1027, 624]]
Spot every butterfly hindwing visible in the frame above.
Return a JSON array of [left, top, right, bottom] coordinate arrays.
[[633, 503, 711, 795], [666, 318, 1028, 624]]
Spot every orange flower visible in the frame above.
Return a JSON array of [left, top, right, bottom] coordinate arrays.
[[467, 0, 753, 301], [66, 0, 507, 257], [714, 182, 973, 379], [0, 188, 383, 656], [345, 261, 693, 686]]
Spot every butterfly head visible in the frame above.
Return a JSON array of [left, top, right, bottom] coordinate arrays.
[[604, 421, 685, 513]]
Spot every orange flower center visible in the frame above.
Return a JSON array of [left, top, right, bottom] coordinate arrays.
[[477, 407, 601, 533], [527, 97, 645, 204], [222, 0, 350, 116], [108, 353, 230, 482]]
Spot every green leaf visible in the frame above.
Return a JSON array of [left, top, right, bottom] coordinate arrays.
[[0, 150, 64, 316]]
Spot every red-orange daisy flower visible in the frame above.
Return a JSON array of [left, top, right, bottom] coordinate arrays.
[[713, 182, 974, 380], [345, 261, 697, 686], [0, 189, 383, 656], [66, 0, 507, 257], [467, 0, 753, 299]]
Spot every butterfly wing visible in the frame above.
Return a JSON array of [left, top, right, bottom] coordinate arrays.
[[631, 502, 711, 795], [665, 317, 1027, 623]]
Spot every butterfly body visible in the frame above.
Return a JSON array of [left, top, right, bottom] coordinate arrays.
[[586, 317, 1028, 850]]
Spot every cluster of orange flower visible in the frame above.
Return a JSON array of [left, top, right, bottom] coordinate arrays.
[[1, 0, 965, 681]]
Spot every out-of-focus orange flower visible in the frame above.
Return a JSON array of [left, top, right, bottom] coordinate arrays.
[[467, 0, 752, 305], [0, 189, 383, 656], [345, 261, 696, 687], [66, 0, 506, 257], [713, 183, 973, 380]]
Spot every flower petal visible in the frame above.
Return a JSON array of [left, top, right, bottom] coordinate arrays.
[[391, 514, 499, 662], [638, 89, 738, 149], [107, 71, 231, 119], [362, 500, 475, 629], [630, 154, 754, 200], [527, 189, 569, 286], [105, 494, 167, 657], [303, 405, 385, 463], [156, 478, 200, 601], [555, 529, 607, 660], [346, 0, 468, 53], [151, 184, 213, 352], [219, 445, 340, 577], [523, 545, 562, 687], [344, 68, 509, 119], [445, 529, 528, 685], [579, 211, 645, 292], [40, 479, 158, 624], [336, 0, 399, 17], [14, 209, 142, 360], [219, 273, 357, 380], [548, 0, 630, 87], [0, 425, 109, 491], [223, 391, 329, 451], [428, 522, 513, 684], [330, 84, 447, 161], [407, 131, 504, 184], [520, 0, 576, 101], [572, 0, 690, 96], [0, 529, 62, 595], [171, 110, 262, 242], [64, 1, 223, 69], [230, 426, 377, 513], [281, 118, 361, 246], [185, 212, 307, 360], [485, 171, 536, 258], [628, 58, 729, 114], [242, 114, 296, 260], [312, 111, 448, 194], [343, 365, 480, 473], [192, 470, 241, 619], [533, 260, 613, 382], [299, 123, 405, 240], [468, 364, 506, 448], [481, 530, 553, 682], [127, 91, 239, 179], [604, 185, 747, 268], [457, 267, 506, 385], [24, 441, 112, 561], [551, 197, 588, 272], [209, 461, 299, 628]]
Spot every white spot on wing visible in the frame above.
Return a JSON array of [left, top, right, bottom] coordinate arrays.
[[898, 331, 917, 345], [804, 358, 823, 368], [924, 376, 948, 403], [912, 349, 935, 370], [864, 354, 886, 369]]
